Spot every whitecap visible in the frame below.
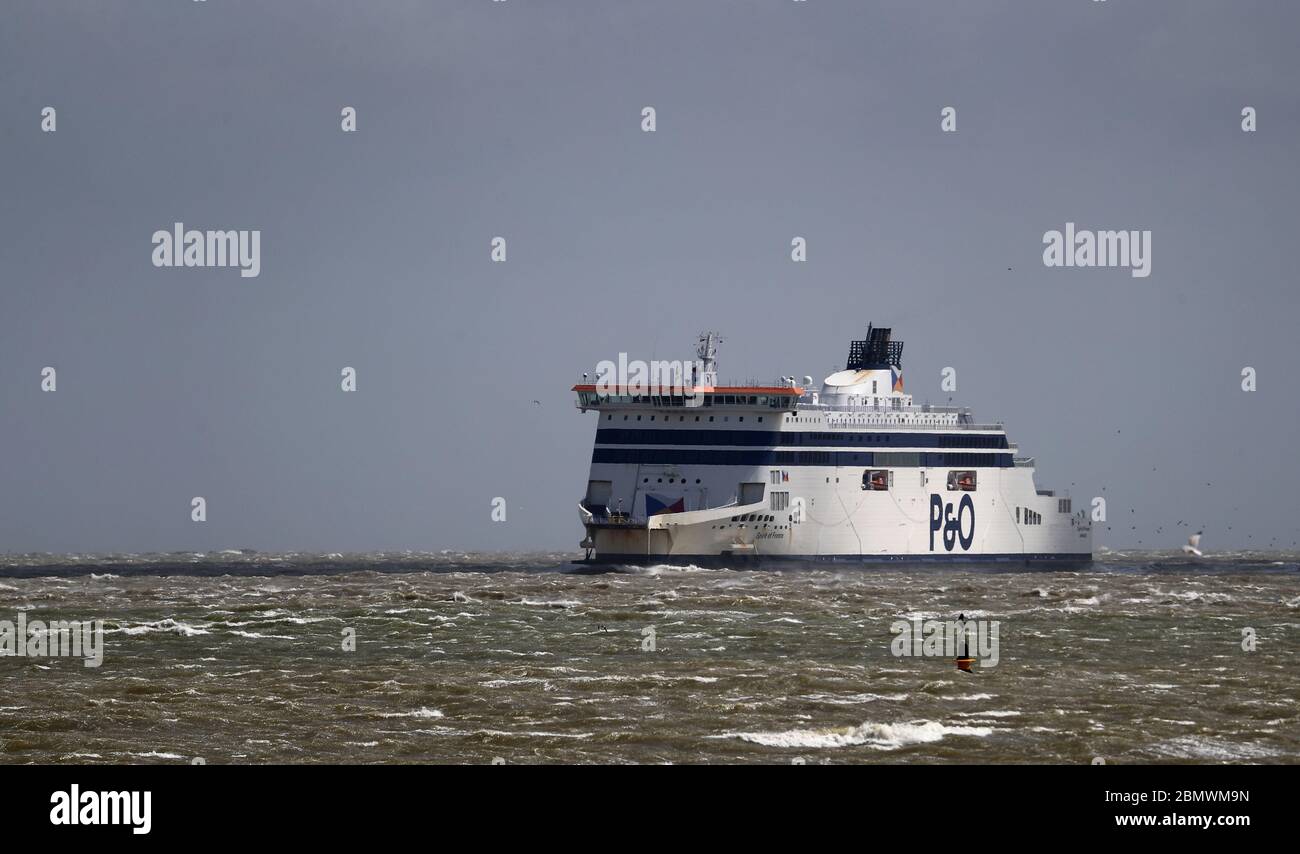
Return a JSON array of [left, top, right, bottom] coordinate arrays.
[[115, 619, 210, 637], [725, 720, 993, 750], [378, 707, 444, 719]]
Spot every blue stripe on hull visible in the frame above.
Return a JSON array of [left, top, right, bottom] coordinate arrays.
[[581, 552, 1093, 568]]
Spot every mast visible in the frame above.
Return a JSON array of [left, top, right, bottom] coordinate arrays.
[[696, 331, 721, 386]]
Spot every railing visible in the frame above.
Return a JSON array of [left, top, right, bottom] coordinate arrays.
[[819, 419, 1006, 431], [798, 401, 970, 415], [804, 403, 1003, 431], [574, 375, 801, 390]]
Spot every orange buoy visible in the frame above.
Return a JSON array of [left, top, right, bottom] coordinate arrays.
[[955, 657, 975, 673]]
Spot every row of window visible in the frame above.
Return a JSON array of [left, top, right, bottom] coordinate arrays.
[[712, 518, 792, 531], [581, 392, 792, 408], [607, 414, 766, 424], [1019, 507, 1042, 525], [729, 513, 788, 523]]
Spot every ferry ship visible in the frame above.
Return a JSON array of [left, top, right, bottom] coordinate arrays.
[[572, 326, 1092, 566]]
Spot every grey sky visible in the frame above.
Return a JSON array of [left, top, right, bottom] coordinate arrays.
[[2, 1, 1297, 553]]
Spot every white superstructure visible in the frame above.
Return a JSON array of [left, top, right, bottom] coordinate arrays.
[[573, 327, 1092, 565]]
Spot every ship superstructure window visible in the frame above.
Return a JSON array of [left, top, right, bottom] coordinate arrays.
[[1057, 498, 1072, 513], [770, 492, 789, 511], [861, 469, 892, 491], [947, 470, 977, 491], [769, 470, 782, 484], [874, 452, 922, 467]]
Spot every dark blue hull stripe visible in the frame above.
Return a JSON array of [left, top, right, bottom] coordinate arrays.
[[594, 428, 1008, 450], [590, 448, 1015, 467], [586, 552, 1093, 565]]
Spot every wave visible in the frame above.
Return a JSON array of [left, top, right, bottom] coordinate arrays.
[[377, 707, 444, 719], [1149, 736, 1283, 761], [113, 618, 210, 637], [724, 720, 993, 750]]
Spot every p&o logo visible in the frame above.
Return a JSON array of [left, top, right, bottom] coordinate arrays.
[[929, 494, 975, 552]]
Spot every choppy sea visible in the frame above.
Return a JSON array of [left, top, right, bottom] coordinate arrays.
[[1, 550, 1296, 764]]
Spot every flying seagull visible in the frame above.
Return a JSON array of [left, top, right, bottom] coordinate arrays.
[[1182, 532, 1203, 558]]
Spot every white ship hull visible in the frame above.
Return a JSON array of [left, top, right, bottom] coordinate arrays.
[[580, 461, 1091, 565]]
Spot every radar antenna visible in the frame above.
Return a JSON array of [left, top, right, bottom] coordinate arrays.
[[845, 323, 903, 370]]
